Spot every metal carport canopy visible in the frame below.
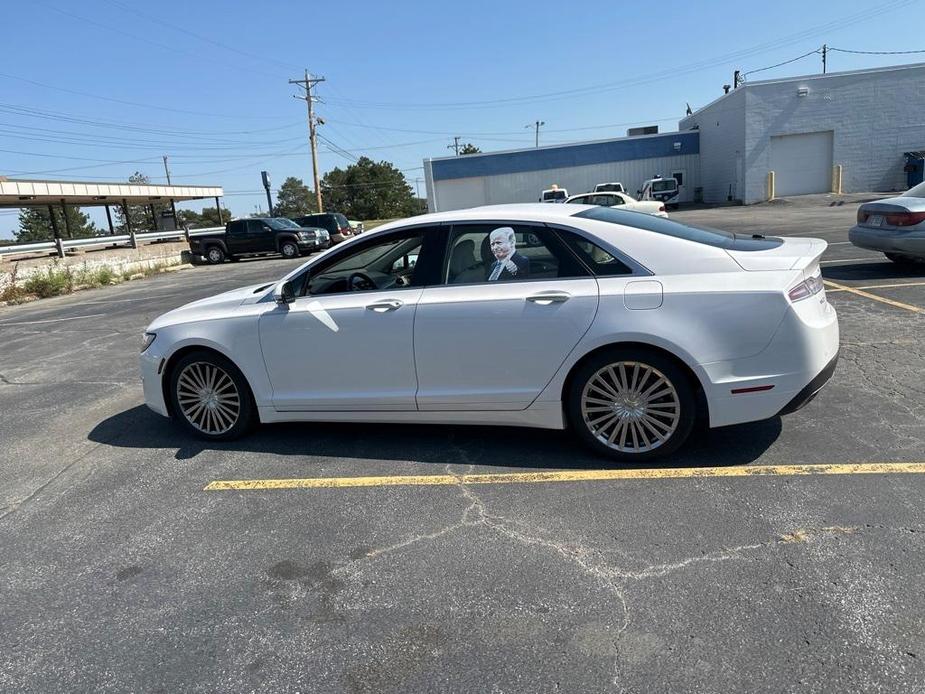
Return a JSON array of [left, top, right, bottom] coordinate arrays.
[[0, 177, 223, 208]]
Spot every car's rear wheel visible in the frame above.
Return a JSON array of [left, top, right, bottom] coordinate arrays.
[[169, 351, 256, 440], [205, 246, 225, 264], [567, 348, 696, 461], [280, 240, 300, 258], [885, 252, 920, 266]]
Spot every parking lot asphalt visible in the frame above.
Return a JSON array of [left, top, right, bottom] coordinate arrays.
[[2, 195, 924, 693]]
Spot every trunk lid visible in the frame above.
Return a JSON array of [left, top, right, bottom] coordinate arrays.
[[725, 236, 827, 272]]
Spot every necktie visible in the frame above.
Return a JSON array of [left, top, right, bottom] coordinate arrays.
[[488, 261, 503, 281]]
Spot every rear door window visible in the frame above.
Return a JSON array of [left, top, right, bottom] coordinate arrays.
[[444, 224, 587, 284]]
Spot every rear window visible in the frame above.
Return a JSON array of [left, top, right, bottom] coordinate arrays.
[[543, 190, 567, 201], [652, 179, 677, 192], [333, 213, 349, 228], [574, 207, 783, 250], [575, 207, 735, 248]]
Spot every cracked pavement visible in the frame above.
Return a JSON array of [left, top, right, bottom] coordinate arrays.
[[1, 198, 925, 692]]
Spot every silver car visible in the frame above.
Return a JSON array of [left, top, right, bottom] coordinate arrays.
[[849, 182, 925, 264]]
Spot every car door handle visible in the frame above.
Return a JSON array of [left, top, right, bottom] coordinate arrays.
[[366, 299, 404, 313], [526, 291, 571, 305]]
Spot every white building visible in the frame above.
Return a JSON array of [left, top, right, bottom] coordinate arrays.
[[424, 131, 701, 212], [680, 62, 925, 204], [424, 61, 925, 210]]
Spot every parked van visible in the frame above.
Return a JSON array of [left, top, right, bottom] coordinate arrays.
[[539, 185, 568, 203], [638, 176, 680, 209], [593, 182, 625, 193]]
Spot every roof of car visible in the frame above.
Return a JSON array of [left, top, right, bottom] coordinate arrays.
[[374, 203, 592, 233]]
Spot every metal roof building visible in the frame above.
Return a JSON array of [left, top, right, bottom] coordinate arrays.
[[424, 131, 701, 212], [0, 177, 224, 236]]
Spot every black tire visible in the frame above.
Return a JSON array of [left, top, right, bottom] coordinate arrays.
[[566, 347, 696, 462], [280, 240, 300, 259], [168, 350, 257, 441], [885, 252, 919, 266], [205, 245, 226, 265]]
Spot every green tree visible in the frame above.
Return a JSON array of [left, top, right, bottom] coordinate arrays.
[[459, 143, 481, 155], [177, 206, 229, 229], [272, 176, 316, 217], [320, 157, 417, 220], [15, 206, 98, 242], [113, 171, 169, 231]]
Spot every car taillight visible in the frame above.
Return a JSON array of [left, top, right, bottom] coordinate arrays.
[[658, 205, 666, 212], [858, 209, 925, 226], [788, 274, 824, 302], [885, 211, 925, 227]]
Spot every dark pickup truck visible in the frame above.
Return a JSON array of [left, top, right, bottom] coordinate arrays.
[[188, 217, 331, 264]]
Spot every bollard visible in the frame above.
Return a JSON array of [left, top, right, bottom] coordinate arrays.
[[832, 164, 843, 195], [767, 171, 775, 202], [55, 238, 65, 258]]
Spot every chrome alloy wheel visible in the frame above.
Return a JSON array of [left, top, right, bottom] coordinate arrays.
[[207, 248, 223, 263], [176, 361, 241, 435], [580, 361, 680, 453]]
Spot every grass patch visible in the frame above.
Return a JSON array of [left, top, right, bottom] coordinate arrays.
[[23, 265, 74, 298]]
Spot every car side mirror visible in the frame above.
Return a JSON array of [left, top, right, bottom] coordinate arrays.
[[274, 280, 295, 306]]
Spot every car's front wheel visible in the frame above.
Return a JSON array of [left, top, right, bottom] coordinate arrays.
[[280, 240, 300, 258], [168, 350, 256, 440], [205, 246, 225, 264], [566, 348, 696, 461]]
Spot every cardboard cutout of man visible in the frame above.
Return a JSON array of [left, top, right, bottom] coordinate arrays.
[[486, 227, 530, 281]]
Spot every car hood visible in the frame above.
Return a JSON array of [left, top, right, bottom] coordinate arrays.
[[147, 282, 273, 331]]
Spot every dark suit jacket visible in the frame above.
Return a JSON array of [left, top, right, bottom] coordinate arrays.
[[486, 252, 530, 281]]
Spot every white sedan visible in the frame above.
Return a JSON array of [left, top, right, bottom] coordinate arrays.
[[564, 191, 668, 217], [140, 204, 839, 461]]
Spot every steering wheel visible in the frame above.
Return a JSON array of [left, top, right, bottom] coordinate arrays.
[[347, 271, 377, 292]]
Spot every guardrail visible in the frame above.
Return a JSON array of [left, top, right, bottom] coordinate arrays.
[[0, 226, 224, 259]]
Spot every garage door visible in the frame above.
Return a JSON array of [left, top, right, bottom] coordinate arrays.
[[769, 131, 833, 197]]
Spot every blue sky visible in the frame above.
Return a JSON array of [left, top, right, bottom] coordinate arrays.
[[1, 0, 923, 237]]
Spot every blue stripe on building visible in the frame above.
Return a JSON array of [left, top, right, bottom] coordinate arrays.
[[431, 132, 699, 181]]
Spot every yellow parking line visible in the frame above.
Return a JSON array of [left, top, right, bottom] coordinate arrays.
[[205, 461, 925, 491], [826, 281, 925, 293], [823, 280, 925, 314]]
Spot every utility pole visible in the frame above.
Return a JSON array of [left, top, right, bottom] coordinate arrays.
[[163, 155, 178, 229], [447, 136, 461, 156], [822, 44, 827, 74], [289, 69, 326, 211], [526, 120, 545, 148]]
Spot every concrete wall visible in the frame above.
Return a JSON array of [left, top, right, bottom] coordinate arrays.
[[679, 87, 746, 203], [742, 64, 925, 203], [682, 63, 925, 204]]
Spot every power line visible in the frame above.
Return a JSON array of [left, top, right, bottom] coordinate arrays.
[[742, 48, 822, 77], [829, 46, 925, 55], [316, 0, 915, 110]]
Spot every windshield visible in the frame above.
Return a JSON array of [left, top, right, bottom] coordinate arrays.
[[266, 218, 300, 230], [902, 181, 925, 198], [596, 184, 622, 192], [652, 180, 677, 192], [575, 206, 737, 248], [543, 190, 567, 201]]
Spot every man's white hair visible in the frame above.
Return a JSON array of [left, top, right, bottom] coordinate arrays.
[[490, 226, 515, 244]]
